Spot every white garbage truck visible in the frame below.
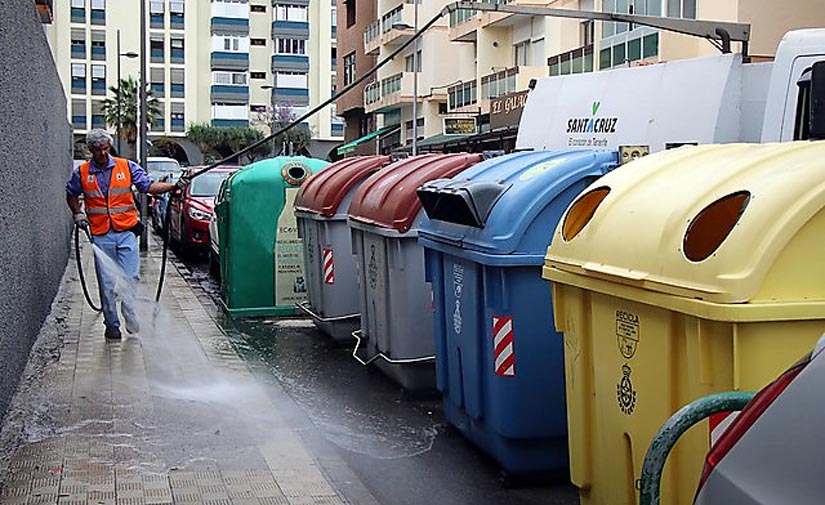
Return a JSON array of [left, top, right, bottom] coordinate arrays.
[[516, 29, 825, 153]]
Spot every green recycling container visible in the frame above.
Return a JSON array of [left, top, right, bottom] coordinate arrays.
[[215, 156, 330, 317]]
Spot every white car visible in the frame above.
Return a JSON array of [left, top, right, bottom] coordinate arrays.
[[208, 211, 220, 279]]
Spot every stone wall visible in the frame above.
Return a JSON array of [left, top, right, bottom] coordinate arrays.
[[0, 0, 73, 420]]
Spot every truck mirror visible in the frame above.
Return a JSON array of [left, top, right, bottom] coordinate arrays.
[[810, 61, 825, 140]]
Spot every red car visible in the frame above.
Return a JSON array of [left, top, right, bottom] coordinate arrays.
[[168, 166, 239, 253]]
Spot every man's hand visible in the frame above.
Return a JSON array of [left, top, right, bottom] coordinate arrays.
[[176, 174, 191, 191], [73, 212, 90, 230]]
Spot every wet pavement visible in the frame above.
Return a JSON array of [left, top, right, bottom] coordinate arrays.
[[0, 235, 578, 505]]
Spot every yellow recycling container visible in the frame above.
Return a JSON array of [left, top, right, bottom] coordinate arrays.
[[543, 142, 825, 505]]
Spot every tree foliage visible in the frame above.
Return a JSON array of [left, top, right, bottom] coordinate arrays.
[[253, 103, 312, 156], [186, 124, 273, 164], [101, 76, 162, 145]]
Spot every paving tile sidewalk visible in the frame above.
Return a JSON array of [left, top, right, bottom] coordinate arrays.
[[0, 239, 379, 505]]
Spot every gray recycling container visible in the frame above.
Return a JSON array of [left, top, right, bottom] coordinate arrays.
[[347, 153, 483, 391], [294, 156, 391, 341]]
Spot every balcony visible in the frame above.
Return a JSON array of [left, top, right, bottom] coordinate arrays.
[[211, 17, 250, 36], [448, 0, 513, 42], [548, 44, 594, 76], [364, 72, 418, 113], [271, 54, 309, 73], [479, 65, 544, 113], [210, 85, 250, 104], [211, 51, 250, 71], [447, 80, 478, 112], [71, 44, 85, 59], [364, 3, 416, 55]]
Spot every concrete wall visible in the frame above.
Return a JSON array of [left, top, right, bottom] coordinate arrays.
[[0, 0, 73, 420]]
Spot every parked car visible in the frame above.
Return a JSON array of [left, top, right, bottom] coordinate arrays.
[[146, 157, 182, 183], [167, 166, 239, 254], [151, 171, 181, 233], [208, 177, 231, 279], [692, 335, 825, 504]]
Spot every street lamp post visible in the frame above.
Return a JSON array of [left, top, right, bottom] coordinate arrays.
[[138, 0, 149, 251], [260, 84, 276, 155], [115, 29, 138, 157], [412, 0, 419, 156]]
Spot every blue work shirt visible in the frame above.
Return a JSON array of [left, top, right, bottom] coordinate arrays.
[[66, 155, 152, 197]]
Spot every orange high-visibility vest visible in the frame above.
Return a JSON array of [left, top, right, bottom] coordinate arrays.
[[79, 157, 139, 236]]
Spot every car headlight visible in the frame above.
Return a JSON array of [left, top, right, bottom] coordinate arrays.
[[188, 208, 212, 221]]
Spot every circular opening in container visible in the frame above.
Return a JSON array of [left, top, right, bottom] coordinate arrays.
[[683, 191, 750, 262], [282, 163, 310, 186], [562, 187, 611, 241]]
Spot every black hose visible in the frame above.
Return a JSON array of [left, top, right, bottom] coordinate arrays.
[[74, 225, 102, 312], [154, 193, 175, 302]]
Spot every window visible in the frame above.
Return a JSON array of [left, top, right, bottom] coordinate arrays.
[[275, 71, 307, 88], [171, 37, 184, 63], [251, 38, 266, 46], [404, 51, 421, 72], [91, 101, 105, 128], [72, 99, 86, 128], [532, 39, 545, 67], [345, 0, 355, 28], [331, 7, 337, 26], [274, 4, 308, 22], [514, 40, 530, 66], [71, 0, 84, 7], [581, 20, 594, 46], [276, 38, 306, 55], [151, 35, 164, 63], [212, 71, 248, 85], [170, 0, 184, 28], [250, 71, 266, 79], [71, 29, 86, 58], [171, 102, 185, 132], [71, 63, 86, 93], [90, 30, 105, 60], [91, 64, 106, 95], [250, 105, 267, 114], [667, 0, 694, 18], [149, 0, 164, 28], [343, 52, 356, 85], [90, 0, 105, 24], [212, 35, 249, 52], [170, 68, 185, 97], [251, 4, 266, 13]]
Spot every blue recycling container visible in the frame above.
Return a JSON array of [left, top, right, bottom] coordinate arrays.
[[417, 150, 619, 477]]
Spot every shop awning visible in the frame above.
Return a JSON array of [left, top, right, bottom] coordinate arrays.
[[417, 133, 471, 149], [337, 126, 400, 155]]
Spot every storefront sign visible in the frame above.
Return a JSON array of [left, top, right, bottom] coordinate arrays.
[[443, 117, 477, 135], [490, 90, 528, 130]]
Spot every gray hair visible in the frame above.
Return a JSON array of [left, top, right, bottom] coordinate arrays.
[[86, 129, 114, 149]]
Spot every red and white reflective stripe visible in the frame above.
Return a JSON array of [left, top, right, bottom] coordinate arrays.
[[493, 316, 515, 377], [323, 248, 334, 284], [709, 411, 740, 446]]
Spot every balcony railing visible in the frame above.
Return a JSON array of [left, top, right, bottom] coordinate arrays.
[[381, 73, 403, 96], [364, 81, 381, 105], [481, 67, 518, 100], [448, 81, 477, 110], [365, 20, 381, 45], [448, 0, 511, 27], [548, 44, 594, 76]]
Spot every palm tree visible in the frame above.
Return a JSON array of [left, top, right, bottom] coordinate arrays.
[[102, 76, 162, 150]]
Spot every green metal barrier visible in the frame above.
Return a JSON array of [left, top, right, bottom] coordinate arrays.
[[638, 391, 756, 505]]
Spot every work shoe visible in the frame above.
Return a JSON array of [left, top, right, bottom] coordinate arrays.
[[104, 326, 122, 340], [124, 314, 140, 335]]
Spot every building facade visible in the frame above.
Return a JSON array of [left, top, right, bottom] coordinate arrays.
[[343, 0, 825, 155], [48, 0, 342, 159]]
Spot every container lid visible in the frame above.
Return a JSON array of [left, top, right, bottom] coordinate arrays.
[[231, 156, 330, 188], [348, 153, 484, 232], [295, 156, 391, 217], [417, 150, 618, 262], [545, 142, 825, 303]]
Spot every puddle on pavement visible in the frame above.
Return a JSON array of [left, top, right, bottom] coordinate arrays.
[[226, 317, 445, 460]]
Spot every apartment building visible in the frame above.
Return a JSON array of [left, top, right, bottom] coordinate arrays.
[[334, 0, 379, 156], [342, 0, 473, 154], [48, 0, 342, 160], [345, 0, 825, 155]]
